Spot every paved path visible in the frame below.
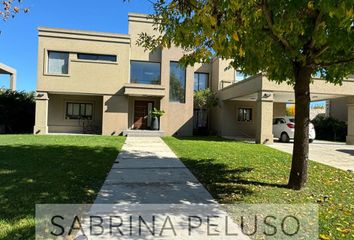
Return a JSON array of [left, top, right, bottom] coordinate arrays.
[[95, 136, 216, 204], [269, 140, 354, 172]]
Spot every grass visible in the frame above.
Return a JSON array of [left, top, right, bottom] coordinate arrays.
[[164, 136, 353, 240], [0, 135, 124, 240]]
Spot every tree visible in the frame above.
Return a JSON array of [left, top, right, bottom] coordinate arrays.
[[1, 0, 28, 22], [286, 105, 295, 117], [0, 89, 35, 133], [134, 0, 354, 190], [194, 88, 218, 129]]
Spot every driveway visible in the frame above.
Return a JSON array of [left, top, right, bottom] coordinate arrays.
[[269, 140, 354, 172]]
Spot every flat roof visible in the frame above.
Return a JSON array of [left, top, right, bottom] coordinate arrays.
[[38, 27, 131, 44], [0, 63, 16, 75]]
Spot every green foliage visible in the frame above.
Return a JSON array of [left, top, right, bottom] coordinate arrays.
[[194, 88, 218, 109], [138, 0, 354, 85], [150, 107, 165, 118], [312, 115, 347, 142], [164, 137, 353, 240], [0, 89, 35, 133]]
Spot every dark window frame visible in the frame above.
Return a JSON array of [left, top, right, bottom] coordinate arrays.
[[194, 72, 209, 91], [47, 51, 69, 75], [169, 61, 187, 103], [77, 53, 117, 62], [238, 108, 253, 122], [130, 60, 161, 85], [66, 102, 93, 120]]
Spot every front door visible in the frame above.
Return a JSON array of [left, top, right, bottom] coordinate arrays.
[[134, 101, 154, 129]]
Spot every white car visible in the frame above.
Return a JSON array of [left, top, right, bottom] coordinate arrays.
[[273, 116, 316, 143]]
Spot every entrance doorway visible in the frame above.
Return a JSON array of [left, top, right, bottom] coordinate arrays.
[[133, 101, 154, 129]]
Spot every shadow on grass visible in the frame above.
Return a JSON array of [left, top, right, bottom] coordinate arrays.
[[180, 158, 287, 203], [0, 144, 119, 239]]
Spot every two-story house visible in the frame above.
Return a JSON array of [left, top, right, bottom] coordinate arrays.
[[34, 13, 354, 145]]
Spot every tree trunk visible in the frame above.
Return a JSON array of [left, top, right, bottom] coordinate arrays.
[[288, 64, 313, 190]]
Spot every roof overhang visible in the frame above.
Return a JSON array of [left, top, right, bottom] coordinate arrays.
[[124, 83, 165, 97], [219, 74, 354, 103]]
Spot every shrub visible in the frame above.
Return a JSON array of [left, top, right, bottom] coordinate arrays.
[[0, 89, 35, 134], [312, 115, 347, 142]]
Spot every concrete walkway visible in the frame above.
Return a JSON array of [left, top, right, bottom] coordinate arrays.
[[269, 140, 354, 172], [95, 136, 216, 204]]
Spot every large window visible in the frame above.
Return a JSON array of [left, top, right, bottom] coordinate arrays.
[[66, 102, 93, 120], [131, 61, 161, 85], [238, 108, 252, 122], [78, 53, 117, 62], [170, 62, 186, 103], [194, 73, 209, 91], [47, 51, 69, 75]]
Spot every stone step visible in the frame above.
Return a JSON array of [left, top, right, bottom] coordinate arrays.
[[122, 129, 164, 137]]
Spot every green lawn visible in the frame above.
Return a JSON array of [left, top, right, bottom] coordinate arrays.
[[0, 135, 124, 240], [164, 137, 353, 240]]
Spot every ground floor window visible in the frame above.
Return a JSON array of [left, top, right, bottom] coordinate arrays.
[[238, 108, 252, 122], [66, 102, 93, 120]]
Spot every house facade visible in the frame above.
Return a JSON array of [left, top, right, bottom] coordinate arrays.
[[34, 13, 354, 145]]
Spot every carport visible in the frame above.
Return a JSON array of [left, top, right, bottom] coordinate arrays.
[[0, 63, 16, 90], [216, 74, 354, 145]]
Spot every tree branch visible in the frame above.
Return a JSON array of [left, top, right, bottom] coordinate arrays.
[[315, 56, 354, 67], [308, 10, 323, 50], [261, 0, 296, 54]]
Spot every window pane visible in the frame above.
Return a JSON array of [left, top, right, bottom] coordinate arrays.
[[72, 104, 80, 116], [131, 61, 161, 85], [199, 73, 208, 90], [48, 51, 69, 74], [67, 103, 73, 116], [85, 104, 93, 116], [194, 73, 199, 91], [80, 104, 86, 116], [170, 62, 186, 103], [238, 108, 252, 122], [78, 53, 117, 62]]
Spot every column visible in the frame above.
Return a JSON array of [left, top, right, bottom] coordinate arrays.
[[10, 73, 16, 91], [256, 91, 274, 144], [33, 92, 49, 135], [346, 97, 354, 145]]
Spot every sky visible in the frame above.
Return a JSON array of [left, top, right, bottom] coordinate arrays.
[[0, 0, 154, 91]]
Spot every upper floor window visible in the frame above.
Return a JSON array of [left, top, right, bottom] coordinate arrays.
[[78, 53, 117, 62], [48, 51, 69, 75], [131, 61, 161, 85], [170, 62, 186, 103], [194, 73, 209, 91], [66, 102, 93, 120]]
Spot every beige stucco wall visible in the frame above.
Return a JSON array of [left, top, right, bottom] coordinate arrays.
[[47, 94, 103, 134], [128, 14, 161, 63], [211, 99, 285, 139], [347, 97, 354, 144], [37, 28, 130, 95], [102, 95, 129, 136], [159, 47, 194, 136], [329, 97, 348, 122], [210, 58, 235, 91]]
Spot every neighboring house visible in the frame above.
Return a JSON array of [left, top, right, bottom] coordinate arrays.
[[34, 13, 354, 145], [0, 63, 16, 90]]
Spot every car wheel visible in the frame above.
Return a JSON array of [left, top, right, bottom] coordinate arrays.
[[309, 139, 314, 143], [280, 132, 290, 143]]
